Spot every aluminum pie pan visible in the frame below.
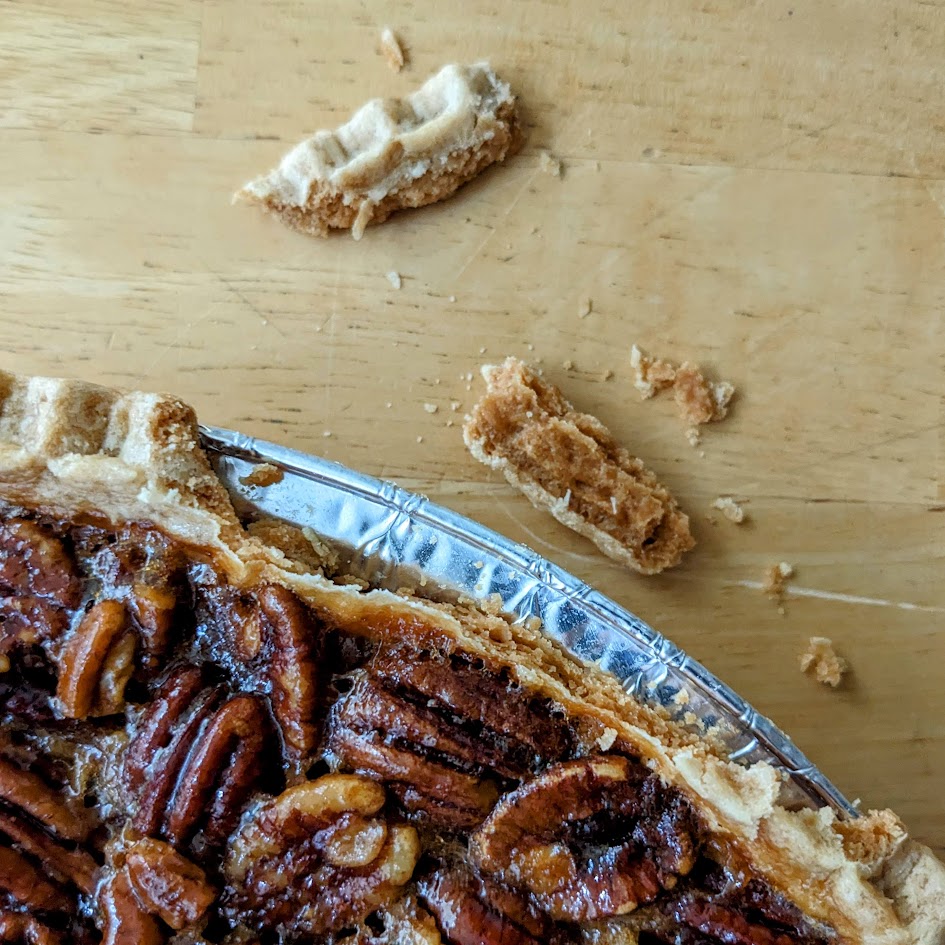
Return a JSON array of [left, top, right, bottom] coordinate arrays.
[[199, 425, 857, 819]]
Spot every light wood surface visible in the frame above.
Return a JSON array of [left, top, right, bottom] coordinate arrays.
[[2, 0, 943, 853]]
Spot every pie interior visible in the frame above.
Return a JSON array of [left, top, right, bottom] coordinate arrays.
[[0, 371, 942, 945]]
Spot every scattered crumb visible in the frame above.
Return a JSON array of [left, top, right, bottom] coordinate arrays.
[[578, 297, 592, 318], [416, 435, 424, 443], [763, 561, 794, 600], [539, 150, 562, 176], [473, 561, 484, 569], [386, 270, 402, 289], [465, 372, 473, 382], [685, 427, 701, 448], [800, 637, 848, 687], [386, 401, 393, 409], [712, 496, 746, 524], [596, 727, 618, 751], [630, 343, 736, 428], [530, 225, 539, 235], [630, 344, 677, 399], [562, 359, 574, 370], [672, 689, 691, 707], [523, 615, 543, 633], [594, 160, 601, 172], [239, 463, 284, 488], [479, 346, 487, 354], [445, 419, 454, 427], [322, 430, 332, 438], [450, 401, 461, 412], [602, 368, 614, 381], [448, 295, 456, 303], [378, 27, 406, 72], [526, 343, 534, 351], [423, 403, 438, 414], [434, 378, 441, 385]]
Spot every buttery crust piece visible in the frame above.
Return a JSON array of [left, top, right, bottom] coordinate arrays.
[[462, 357, 695, 575], [0, 369, 943, 945], [235, 62, 520, 239]]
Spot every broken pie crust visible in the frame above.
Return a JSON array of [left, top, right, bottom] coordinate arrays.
[[0, 370, 942, 945], [235, 62, 521, 239]]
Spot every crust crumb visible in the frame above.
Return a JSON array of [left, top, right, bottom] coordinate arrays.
[[423, 403, 438, 414], [539, 150, 562, 176], [463, 357, 695, 574], [630, 344, 735, 427], [597, 727, 618, 751], [578, 297, 592, 318], [713, 496, 746, 524], [763, 561, 794, 599], [239, 462, 284, 488], [800, 636, 848, 687], [378, 27, 406, 72], [685, 427, 701, 448], [386, 270, 402, 289]]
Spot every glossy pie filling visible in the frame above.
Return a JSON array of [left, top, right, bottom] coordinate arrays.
[[0, 510, 834, 944]]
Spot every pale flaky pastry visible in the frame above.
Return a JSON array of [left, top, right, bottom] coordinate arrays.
[[0, 370, 942, 945], [235, 62, 521, 239]]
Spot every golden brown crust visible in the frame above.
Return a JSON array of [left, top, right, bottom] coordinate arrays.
[[236, 62, 521, 239], [0, 369, 942, 944], [462, 357, 695, 575]]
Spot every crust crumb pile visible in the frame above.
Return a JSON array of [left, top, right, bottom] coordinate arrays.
[[463, 357, 694, 574], [630, 344, 735, 431], [236, 62, 521, 239], [800, 636, 849, 687]]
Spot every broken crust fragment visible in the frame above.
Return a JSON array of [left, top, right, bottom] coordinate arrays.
[[800, 636, 849, 687], [462, 357, 695, 575], [235, 62, 521, 239]]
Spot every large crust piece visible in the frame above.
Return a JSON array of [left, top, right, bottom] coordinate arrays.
[[236, 62, 520, 239], [0, 369, 942, 945], [463, 357, 695, 574]]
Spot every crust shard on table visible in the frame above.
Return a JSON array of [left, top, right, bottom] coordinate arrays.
[[235, 62, 520, 239], [462, 357, 695, 574]]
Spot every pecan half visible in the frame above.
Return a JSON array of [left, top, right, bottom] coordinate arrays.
[[97, 870, 164, 945], [471, 755, 700, 923], [417, 866, 554, 945], [56, 600, 136, 718], [329, 672, 499, 830], [328, 648, 573, 830], [223, 774, 419, 938], [124, 838, 216, 930], [0, 520, 80, 609], [196, 577, 325, 766], [126, 668, 274, 859]]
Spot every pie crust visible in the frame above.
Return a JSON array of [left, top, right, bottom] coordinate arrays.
[[235, 62, 521, 239], [0, 369, 942, 945]]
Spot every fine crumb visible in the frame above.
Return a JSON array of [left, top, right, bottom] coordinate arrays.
[[378, 27, 406, 72], [539, 150, 562, 177], [596, 727, 618, 751], [473, 561, 484, 569], [386, 270, 402, 289], [630, 344, 735, 428], [672, 689, 691, 707], [630, 344, 677, 399], [578, 297, 592, 318], [448, 295, 456, 303], [712, 496, 746, 524], [685, 427, 701, 448], [385, 401, 393, 409], [445, 419, 454, 427], [562, 359, 574, 370], [602, 368, 614, 381], [322, 430, 332, 438], [423, 403, 438, 414], [800, 637, 849, 687], [450, 401, 461, 412], [416, 435, 424, 443], [763, 561, 794, 600], [479, 347, 487, 354], [239, 462, 284, 488]]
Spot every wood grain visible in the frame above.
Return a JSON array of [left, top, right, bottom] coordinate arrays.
[[1, 0, 942, 854]]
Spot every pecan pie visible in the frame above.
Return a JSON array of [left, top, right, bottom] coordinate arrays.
[[0, 370, 941, 945]]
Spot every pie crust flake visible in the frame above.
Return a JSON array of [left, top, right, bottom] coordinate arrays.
[[236, 62, 521, 239], [0, 370, 942, 945]]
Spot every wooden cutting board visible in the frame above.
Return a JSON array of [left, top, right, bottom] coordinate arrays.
[[2, 0, 943, 852]]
